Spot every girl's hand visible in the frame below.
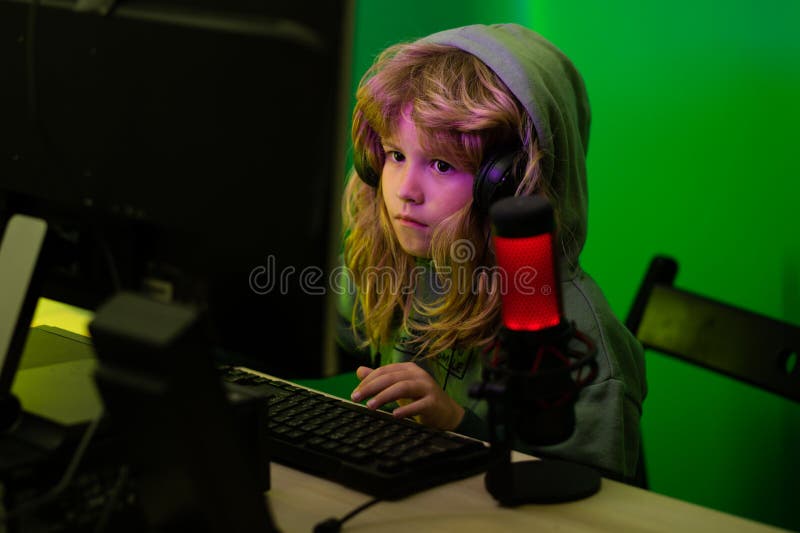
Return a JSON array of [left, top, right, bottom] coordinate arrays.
[[350, 363, 465, 431]]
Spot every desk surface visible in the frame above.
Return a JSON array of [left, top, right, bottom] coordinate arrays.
[[27, 301, 790, 532], [267, 452, 787, 533]]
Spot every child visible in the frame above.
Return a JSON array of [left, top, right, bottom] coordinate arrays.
[[337, 23, 646, 481]]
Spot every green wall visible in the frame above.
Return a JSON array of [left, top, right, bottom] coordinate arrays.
[[351, 0, 800, 530]]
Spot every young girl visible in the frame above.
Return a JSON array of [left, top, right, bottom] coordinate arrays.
[[337, 23, 646, 481]]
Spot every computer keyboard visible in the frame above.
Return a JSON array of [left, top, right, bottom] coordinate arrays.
[[219, 366, 491, 500]]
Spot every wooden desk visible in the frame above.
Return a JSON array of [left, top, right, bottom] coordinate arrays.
[[27, 301, 789, 532], [267, 452, 788, 532]]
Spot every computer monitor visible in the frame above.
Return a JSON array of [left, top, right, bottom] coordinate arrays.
[[0, 0, 354, 378]]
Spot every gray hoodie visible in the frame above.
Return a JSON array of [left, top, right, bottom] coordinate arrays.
[[338, 24, 646, 480]]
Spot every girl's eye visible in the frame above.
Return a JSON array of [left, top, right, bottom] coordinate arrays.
[[433, 160, 453, 173], [387, 151, 405, 162]]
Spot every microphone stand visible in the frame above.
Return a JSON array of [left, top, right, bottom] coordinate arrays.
[[470, 321, 601, 506]]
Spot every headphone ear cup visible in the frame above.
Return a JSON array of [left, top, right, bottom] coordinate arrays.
[[473, 151, 521, 213], [354, 150, 380, 187]]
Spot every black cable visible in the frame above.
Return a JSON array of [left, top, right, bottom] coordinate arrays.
[[0, 415, 102, 525], [313, 497, 382, 532], [93, 464, 130, 533]]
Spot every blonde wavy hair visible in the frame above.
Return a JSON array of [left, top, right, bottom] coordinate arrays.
[[343, 41, 551, 360]]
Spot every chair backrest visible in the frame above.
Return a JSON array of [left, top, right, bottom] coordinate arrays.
[[626, 255, 800, 403], [625, 255, 800, 492]]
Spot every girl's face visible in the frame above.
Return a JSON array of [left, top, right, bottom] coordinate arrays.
[[380, 111, 474, 258]]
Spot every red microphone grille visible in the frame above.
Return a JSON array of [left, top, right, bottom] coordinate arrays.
[[493, 233, 561, 332]]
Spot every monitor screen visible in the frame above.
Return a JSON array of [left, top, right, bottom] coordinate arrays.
[[0, 0, 353, 378]]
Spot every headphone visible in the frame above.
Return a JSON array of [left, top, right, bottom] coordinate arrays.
[[354, 148, 523, 214]]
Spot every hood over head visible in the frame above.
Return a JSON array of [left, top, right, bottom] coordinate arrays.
[[424, 23, 591, 272]]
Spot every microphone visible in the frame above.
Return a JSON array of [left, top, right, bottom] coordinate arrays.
[[491, 194, 562, 332], [490, 195, 595, 445], [470, 195, 600, 505]]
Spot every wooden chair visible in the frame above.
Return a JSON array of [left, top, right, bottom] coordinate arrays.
[[625, 255, 800, 489]]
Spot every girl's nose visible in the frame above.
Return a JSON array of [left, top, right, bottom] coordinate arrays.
[[396, 166, 423, 204]]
